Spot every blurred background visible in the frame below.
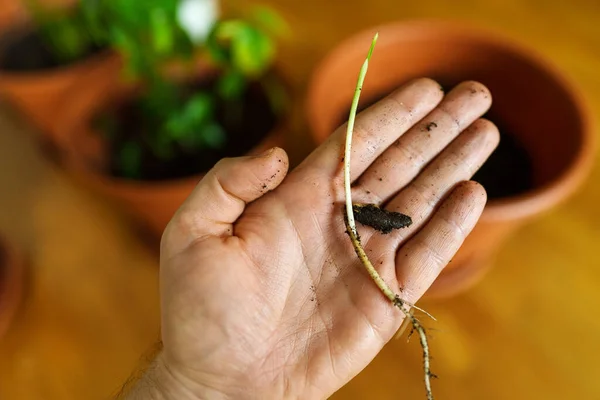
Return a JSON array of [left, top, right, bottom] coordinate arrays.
[[0, 0, 599, 399]]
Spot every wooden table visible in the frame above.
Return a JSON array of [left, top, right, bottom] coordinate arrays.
[[1, 0, 599, 398]]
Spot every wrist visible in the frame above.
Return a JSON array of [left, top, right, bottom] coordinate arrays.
[[118, 352, 219, 400], [154, 353, 231, 400]]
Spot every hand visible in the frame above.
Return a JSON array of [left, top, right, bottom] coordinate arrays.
[[133, 78, 498, 399]]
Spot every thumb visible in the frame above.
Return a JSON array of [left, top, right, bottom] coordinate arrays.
[[163, 147, 289, 253]]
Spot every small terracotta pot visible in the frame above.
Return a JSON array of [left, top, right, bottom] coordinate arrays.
[[0, 24, 122, 139], [53, 67, 286, 237], [306, 20, 595, 298], [0, 2, 24, 30], [0, 235, 25, 341]]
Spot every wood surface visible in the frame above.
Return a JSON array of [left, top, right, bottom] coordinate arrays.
[[1, 0, 599, 398]]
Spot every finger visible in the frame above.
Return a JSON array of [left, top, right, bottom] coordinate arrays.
[[162, 147, 289, 253], [353, 81, 492, 204], [303, 78, 444, 181], [395, 181, 487, 301], [376, 118, 499, 247]]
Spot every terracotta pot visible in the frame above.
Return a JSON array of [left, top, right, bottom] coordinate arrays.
[[0, 23, 122, 139], [53, 68, 287, 237], [0, 235, 25, 340], [306, 20, 595, 299], [0, 1, 25, 30]]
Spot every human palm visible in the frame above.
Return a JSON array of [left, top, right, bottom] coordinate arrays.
[[157, 78, 498, 400]]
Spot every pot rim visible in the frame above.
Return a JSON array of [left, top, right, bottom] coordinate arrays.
[[306, 19, 596, 223]]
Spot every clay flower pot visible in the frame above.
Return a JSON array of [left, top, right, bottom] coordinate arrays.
[[0, 19, 121, 140], [0, 235, 25, 340], [0, 1, 25, 31], [306, 20, 595, 298], [53, 67, 286, 237]]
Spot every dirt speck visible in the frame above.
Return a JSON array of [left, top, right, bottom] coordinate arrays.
[[426, 122, 438, 132]]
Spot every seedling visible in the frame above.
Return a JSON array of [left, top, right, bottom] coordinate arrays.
[[342, 33, 436, 400]]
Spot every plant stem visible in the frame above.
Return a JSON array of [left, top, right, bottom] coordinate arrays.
[[344, 33, 378, 239], [342, 33, 435, 400]]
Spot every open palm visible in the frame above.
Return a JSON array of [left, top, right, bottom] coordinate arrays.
[[158, 78, 498, 400]]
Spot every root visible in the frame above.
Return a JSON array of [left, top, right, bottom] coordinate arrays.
[[343, 218, 435, 400]]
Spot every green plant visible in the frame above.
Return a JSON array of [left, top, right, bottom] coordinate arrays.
[[343, 34, 436, 400], [81, 0, 288, 178]]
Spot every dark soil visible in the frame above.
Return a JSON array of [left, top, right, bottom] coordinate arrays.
[[353, 203, 412, 234], [101, 78, 278, 181], [337, 85, 534, 200], [0, 29, 102, 72], [471, 119, 533, 199]]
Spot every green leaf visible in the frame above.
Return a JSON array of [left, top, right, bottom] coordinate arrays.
[[217, 70, 246, 100], [230, 25, 275, 77], [201, 122, 227, 148], [182, 93, 213, 124], [205, 25, 230, 63], [164, 93, 213, 141], [44, 20, 87, 62], [80, 0, 107, 44], [214, 20, 246, 41], [150, 8, 174, 55], [164, 116, 186, 139]]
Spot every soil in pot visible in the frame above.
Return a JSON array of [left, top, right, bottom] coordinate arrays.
[[470, 115, 534, 199], [97, 76, 278, 181], [336, 85, 534, 200]]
